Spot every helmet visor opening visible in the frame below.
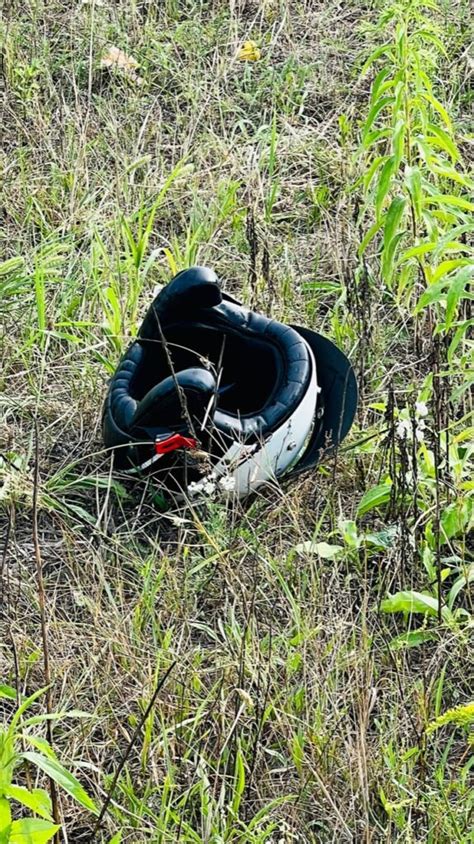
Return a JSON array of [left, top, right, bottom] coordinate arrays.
[[135, 323, 280, 417]]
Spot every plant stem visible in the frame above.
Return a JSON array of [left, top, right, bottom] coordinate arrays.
[[32, 418, 61, 841]]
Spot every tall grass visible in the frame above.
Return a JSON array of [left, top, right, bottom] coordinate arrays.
[[0, 0, 472, 841]]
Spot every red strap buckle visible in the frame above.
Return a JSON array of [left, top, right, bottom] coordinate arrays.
[[154, 433, 197, 455]]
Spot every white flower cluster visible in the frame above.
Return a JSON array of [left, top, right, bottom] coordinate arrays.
[[187, 471, 236, 498], [396, 401, 428, 443]]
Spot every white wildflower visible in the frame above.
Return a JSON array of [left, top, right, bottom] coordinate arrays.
[[187, 480, 205, 497], [416, 401, 428, 417], [396, 419, 410, 439], [219, 474, 236, 492], [202, 480, 216, 496], [188, 478, 216, 497], [415, 427, 425, 442]]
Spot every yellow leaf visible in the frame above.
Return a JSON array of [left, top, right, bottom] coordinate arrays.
[[101, 46, 144, 84], [101, 46, 138, 71], [237, 40, 261, 62]]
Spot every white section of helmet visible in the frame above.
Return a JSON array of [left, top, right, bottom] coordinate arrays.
[[189, 339, 319, 498]]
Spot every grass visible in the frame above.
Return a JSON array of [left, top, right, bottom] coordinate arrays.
[[1, 0, 473, 841]]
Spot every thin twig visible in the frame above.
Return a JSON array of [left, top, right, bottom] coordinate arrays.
[[32, 419, 61, 841], [91, 660, 177, 839], [152, 311, 198, 440]]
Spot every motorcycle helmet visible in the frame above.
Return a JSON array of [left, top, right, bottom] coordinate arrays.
[[102, 266, 357, 498]]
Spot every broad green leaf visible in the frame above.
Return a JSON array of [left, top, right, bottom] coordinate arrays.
[[364, 525, 398, 549], [21, 753, 98, 816], [357, 482, 392, 516], [9, 818, 60, 844], [294, 541, 344, 559], [339, 519, 359, 548], [0, 798, 12, 844], [376, 156, 396, 219], [108, 834, 122, 844], [380, 590, 450, 620], [445, 266, 474, 330], [0, 685, 17, 700], [4, 786, 53, 822], [388, 630, 436, 651]]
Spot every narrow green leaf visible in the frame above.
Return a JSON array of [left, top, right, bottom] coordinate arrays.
[[383, 231, 405, 284], [405, 166, 422, 219], [424, 195, 474, 212], [10, 687, 49, 733], [445, 266, 474, 330], [392, 118, 405, 166], [448, 320, 473, 361], [425, 123, 459, 162], [413, 30, 448, 56], [383, 196, 406, 253], [363, 155, 387, 192], [376, 156, 396, 219], [361, 128, 392, 152], [431, 259, 471, 283], [415, 278, 448, 312], [0, 257, 24, 276], [430, 165, 473, 189], [370, 68, 391, 102], [421, 92, 453, 131], [360, 44, 393, 76], [398, 242, 436, 263], [448, 563, 474, 609], [358, 218, 384, 256], [362, 97, 394, 142], [21, 753, 99, 816]]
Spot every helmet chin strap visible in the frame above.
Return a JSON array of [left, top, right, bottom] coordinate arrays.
[[125, 432, 198, 474]]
